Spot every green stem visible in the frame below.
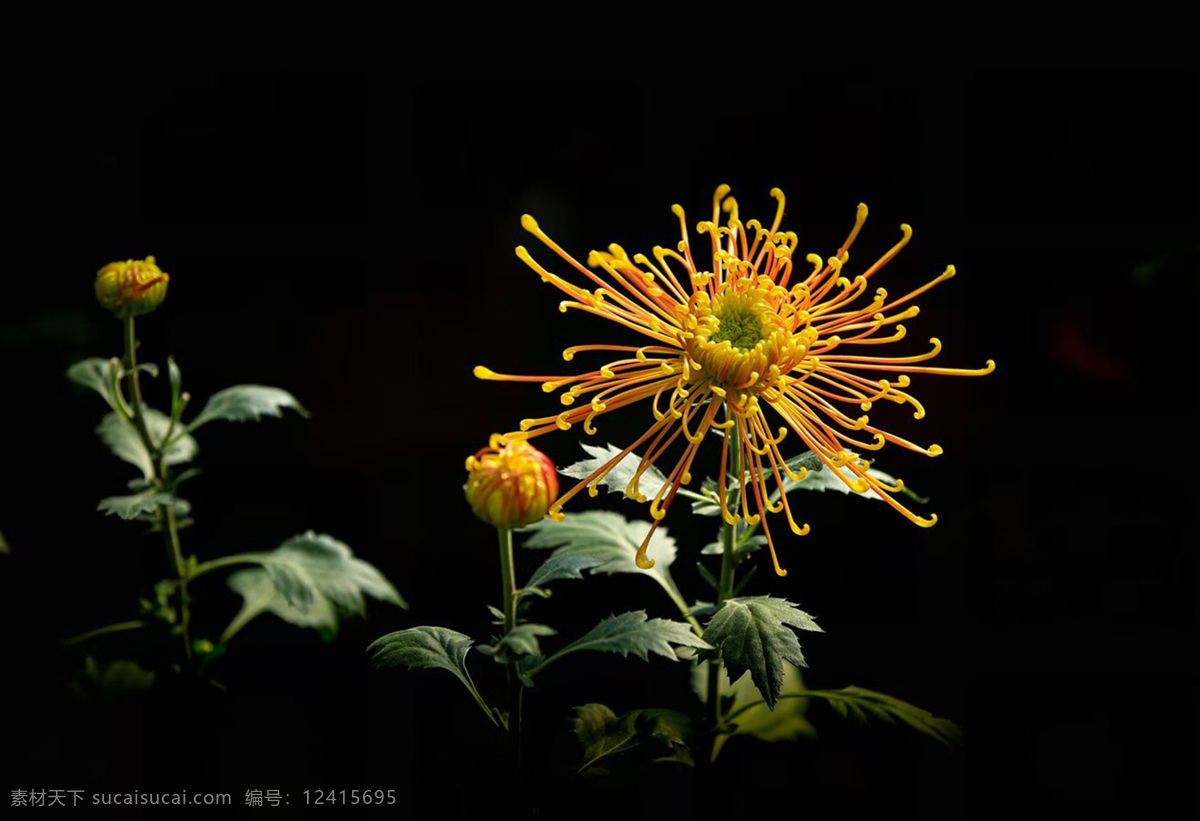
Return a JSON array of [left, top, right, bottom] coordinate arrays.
[[666, 583, 705, 636], [122, 315, 156, 461], [188, 552, 270, 580], [123, 314, 191, 664], [707, 410, 742, 757], [497, 527, 522, 770], [63, 620, 146, 647], [219, 597, 270, 645]]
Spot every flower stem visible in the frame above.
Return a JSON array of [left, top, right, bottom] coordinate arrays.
[[707, 411, 742, 757], [497, 526, 523, 771], [63, 620, 146, 647], [123, 314, 191, 665]]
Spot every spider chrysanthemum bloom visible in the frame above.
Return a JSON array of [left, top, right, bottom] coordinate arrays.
[[465, 434, 560, 529], [476, 187, 994, 575], [94, 256, 170, 317]]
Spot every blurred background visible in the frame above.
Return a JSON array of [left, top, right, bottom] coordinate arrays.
[[1, 70, 1196, 818]]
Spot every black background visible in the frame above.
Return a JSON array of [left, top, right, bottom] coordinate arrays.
[[2, 70, 1197, 819]]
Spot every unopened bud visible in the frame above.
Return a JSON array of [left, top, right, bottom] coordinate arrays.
[[95, 256, 170, 317], [464, 434, 559, 529]]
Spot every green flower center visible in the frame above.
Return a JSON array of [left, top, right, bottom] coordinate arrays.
[[710, 300, 767, 350]]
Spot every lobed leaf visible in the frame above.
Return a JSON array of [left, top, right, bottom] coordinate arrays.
[[816, 685, 963, 747], [522, 552, 609, 599], [479, 623, 557, 664], [67, 358, 123, 411], [693, 450, 921, 513], [227, 568, 339, 638], [189, 385, 308, 430], [523, 511, 681, 603], [573, 703, 693, 774], [252, 531, 407, 616], [533, 611, 710, 674], [703, 596, 823, 709], [367, 626, 478, 690], [559, 442, 668, 501], [366, 626, 496, 725], [96, 410, 199, 480], [97, 490, 185, 521]]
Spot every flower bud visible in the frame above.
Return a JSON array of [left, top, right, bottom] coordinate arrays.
[[95, 256, 170, 317], [464, 434, 559, 529]]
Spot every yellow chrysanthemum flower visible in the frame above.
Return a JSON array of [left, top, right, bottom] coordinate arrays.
[[477, 187, 994, 576], [94, 256, 170, 317]]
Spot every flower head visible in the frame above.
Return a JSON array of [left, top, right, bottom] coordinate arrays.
[[477, 187, 994, 575], [95, 256, 170, 317], [465, 434, 560, 529]]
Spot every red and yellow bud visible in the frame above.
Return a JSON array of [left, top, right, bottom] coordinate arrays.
[[465, 434, 559, 529], [95, 256, 170, 317]]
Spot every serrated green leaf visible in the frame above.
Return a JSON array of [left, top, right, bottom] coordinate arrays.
[[701, 533, 767, 556], [573, 703, 693, 774], [67, 357, 124, 411], [816, 685, 962, 747], [367, 626, 474, 679], [560, 442, 669, 501], [573, 704, 627, 771], [772, 451, 910, 503], [96, 410, 199, 480], [689, 455, 823, 516], [693, 451, 919, 513], [97, 489, 184, 520], [523, 552, 608, 596], [691, 478, 723, 517], [367, 626, 497, 725], [252, 531, 407, 615], [530, 611, 710, 676], [703, 596, 823, 709], [227, 567, 340, 639], [693, 661, 817, 759], [479, 623, 557, 664], [523, 511, 684, 607], [189, 385, 308, 430]]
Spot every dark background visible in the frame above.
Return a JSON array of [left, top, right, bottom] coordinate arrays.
[[2, 70, 1196, 818]]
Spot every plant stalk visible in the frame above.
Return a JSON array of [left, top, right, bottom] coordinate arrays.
[[497, 526, 522, 771], [707, 411, 742, 756], [123, 314, 191, 664]]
